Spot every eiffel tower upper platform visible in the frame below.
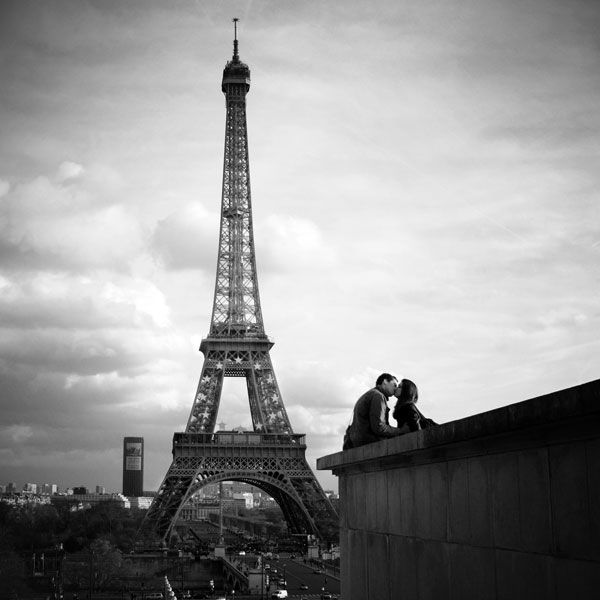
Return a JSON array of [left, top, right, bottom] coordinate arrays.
[[141, 20, 338, 545]]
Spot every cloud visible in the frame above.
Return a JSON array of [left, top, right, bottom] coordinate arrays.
[[56, 161, 84, 182], [151, 203, 218, 271], [0, 272, 171, 330], [257, 214, 337, 273], [1, 425, 34, 444], [0, 163, 141, 272], [0, 160, 196, 489]]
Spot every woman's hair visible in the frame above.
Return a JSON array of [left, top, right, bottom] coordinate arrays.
[[398, 378, 418, 403]]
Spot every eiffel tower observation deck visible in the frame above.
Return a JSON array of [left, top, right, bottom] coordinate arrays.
[[141, 21, 338, 545]]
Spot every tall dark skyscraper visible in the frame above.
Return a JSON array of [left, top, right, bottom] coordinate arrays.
[[122, 436, 144, 497]]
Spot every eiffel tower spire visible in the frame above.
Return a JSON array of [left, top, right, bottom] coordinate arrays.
[[210, 17, 264, 339], [142, 22, 338, 546]]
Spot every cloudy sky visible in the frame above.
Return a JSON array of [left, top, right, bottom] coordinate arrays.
[[0, 0, 599, 495]]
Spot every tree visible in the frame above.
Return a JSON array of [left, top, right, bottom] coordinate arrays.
[[89, 537, 123, 590], [65, 537, 124, 592], [0, 539, 32, 597]]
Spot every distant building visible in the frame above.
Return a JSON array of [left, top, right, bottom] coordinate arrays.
[[51, 492, 130, 510], [233, 492, 254, 509], [73, 486, 88, 495], [230, 481, 255, 494], [259, 496, 277, 508], [199, 483, 219, 498], [128, 496, 153, 509], [1, 494, 51, 507], [322, 546, 340, 560], [41, 483, 58, 495], [23, 483, 37, 493], [122, 436, 144, 496], [6, 482, 17, 493], [95, 485, 106, 494], [178, 497, 220, 520]]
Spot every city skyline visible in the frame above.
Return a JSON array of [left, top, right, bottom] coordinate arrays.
[[1, 477, 114, 494], [1, 0, 599, 493]]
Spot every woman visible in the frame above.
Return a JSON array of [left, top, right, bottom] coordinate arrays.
[[392, 378, 437, 431]]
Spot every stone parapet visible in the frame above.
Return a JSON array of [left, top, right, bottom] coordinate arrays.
[[317, 378, 600, 600]]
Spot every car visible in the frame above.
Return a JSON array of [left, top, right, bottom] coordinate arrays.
[[270, 591, 288, 599], [299, 583, 309, 590], [146, 594, 164, 600], [313, 569, 323, 574], [320, 594, 332, 600]]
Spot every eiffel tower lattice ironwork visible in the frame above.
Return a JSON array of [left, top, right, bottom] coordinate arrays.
[[143, 22, 338, 544]]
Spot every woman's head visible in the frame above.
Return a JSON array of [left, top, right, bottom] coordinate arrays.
[[395, 378, 418, 404]]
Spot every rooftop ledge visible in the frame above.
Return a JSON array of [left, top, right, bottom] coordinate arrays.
[[317, 378, 600, 474]]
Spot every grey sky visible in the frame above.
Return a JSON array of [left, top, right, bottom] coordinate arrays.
[[0, 0, 599, 493]]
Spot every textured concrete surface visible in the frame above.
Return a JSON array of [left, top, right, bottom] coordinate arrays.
[[318, 378, 600, 600]]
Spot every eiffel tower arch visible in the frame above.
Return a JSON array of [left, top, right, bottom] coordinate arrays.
[[142, 22, 338, 545]]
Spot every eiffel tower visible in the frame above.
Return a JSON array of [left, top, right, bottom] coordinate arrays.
[[142, 21, 338, 545]]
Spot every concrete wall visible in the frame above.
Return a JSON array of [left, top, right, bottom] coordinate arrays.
[[317, 379, 600, 600]]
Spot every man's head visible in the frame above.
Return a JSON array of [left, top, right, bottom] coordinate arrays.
[[375, 373, 398, 397]]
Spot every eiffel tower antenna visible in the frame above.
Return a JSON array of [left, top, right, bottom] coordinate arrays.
[[232, 17, 239, 60], [141, 22, 338, 546]]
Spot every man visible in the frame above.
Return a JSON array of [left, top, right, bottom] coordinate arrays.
[[343, 373, 410, 450]]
